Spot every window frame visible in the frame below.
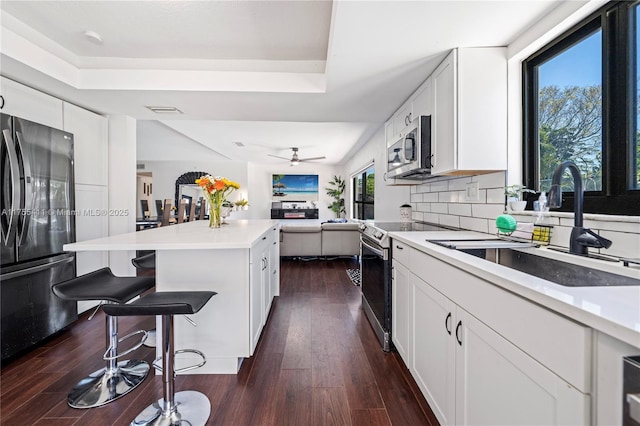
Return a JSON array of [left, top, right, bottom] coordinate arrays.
[[352, 166, 374, 220], [522, 0, 640, 215]]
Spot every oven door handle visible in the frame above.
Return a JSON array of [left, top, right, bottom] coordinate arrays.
[[360, 237, 386, 260]]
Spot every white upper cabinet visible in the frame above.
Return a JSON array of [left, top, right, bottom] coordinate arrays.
[[0, 77, 63, 129], [431, 48, 507, 175], [63, 102, 108, 186], [411, 77, 433, 119], [385, 76, 434, 148]]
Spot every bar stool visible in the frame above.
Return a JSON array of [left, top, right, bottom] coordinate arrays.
[[132, 252, 156, 271], [102, 291, 216, 426], [51, 268, 155, 408]]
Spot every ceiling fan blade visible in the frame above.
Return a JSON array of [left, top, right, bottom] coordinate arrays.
[[299, 156, 326, 162], [267, 154, 292, 161]]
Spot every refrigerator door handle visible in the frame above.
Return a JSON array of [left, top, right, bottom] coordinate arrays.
[[15, 131, 31, 246], [0, 254, 74, 280], [1, 129, 20, 246]]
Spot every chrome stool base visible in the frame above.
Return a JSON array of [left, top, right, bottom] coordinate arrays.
[[68, 359, 150, 409], [132, 391, 211, 426]]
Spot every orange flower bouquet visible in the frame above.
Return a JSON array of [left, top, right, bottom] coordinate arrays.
[[195, 175, 240, 228]]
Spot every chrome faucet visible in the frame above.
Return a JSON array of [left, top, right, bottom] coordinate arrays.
[[547, 161, 612, 256]]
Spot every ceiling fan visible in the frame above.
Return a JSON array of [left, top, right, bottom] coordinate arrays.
[[268, 147, 326, 166]]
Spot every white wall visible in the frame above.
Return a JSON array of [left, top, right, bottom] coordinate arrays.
[[340, 126, 411, 221]]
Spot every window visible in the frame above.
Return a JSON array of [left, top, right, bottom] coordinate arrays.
[[523, 1, 640, 214], [353, 166, 374, 220]]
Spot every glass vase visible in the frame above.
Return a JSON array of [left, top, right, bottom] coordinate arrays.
[[209, 202, 222, 228]]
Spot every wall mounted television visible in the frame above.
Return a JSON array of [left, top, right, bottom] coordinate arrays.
[[272, 174, 319, 201]]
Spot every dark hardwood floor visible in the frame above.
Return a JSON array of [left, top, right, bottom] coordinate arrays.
[[1, 257, 438, 425]]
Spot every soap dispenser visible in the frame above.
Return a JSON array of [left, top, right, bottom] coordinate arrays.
[[535, 192, 548, 224]]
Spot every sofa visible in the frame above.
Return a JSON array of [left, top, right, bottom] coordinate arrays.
[[279, 221, 360, 258]]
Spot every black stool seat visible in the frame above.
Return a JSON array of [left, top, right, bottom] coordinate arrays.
[[132, 252, 156, 270], [52, 267, 155, 302], [50, 267, 156, 409], [102, 291, 215, 317]]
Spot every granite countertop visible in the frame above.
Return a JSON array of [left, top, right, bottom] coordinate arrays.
[[389, 231, 640, 349], [64, 219, 278, 251]]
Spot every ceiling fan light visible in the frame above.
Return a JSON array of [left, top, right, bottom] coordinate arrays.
[[291, 159, 300, 166]]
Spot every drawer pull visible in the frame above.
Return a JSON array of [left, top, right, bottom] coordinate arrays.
[[455, 320, 462, 346], [395, 245, 404, 250], [445, 312, 452, 335]]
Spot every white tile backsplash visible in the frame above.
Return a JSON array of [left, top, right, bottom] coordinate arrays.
[[471, 203, 505, 220], [460, 216, 490, 233], [411, 171, 639, 258], [448, 177, 472, 190], [431, 203, 448, 214], [472, 172, 506, 189], [486, 188, 506, 204], [598, 230, 640, 258], [439, 214, 461, 228], [439, 191, 460, 203], [449, 203, 472, 217]]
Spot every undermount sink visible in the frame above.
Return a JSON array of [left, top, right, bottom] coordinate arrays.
[[459, 247, 640, 287]]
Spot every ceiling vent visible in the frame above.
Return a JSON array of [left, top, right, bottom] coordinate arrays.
[[145, 106, 183, 114]]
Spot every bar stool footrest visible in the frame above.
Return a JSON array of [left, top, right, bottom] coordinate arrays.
[[103, 329, 149, 361], [152, 349, 206, 374]]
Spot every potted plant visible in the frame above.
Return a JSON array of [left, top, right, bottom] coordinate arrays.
[[505, 184, 536, 212], [234, 198, 249, 211], [325, 175, 346, 218]]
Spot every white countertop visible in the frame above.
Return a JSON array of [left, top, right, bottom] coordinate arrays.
[[389, 231, 640, 349], [64, 219, 278, 251]]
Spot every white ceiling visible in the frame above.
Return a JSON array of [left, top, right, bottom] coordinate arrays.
[[0, 0, 562, 165]]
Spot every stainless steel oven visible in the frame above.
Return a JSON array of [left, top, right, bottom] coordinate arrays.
[[359, 221, 456, 352], [360, 233, 391, 351]]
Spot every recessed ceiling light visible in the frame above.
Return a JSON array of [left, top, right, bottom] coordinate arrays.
[[83, 30, 103, 45], [145, 106, 183, 114]]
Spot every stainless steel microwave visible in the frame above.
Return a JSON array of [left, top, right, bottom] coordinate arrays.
[[386, 115, 431, 179]]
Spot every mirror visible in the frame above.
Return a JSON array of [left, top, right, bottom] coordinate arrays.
[[175, 171, 210, 219]]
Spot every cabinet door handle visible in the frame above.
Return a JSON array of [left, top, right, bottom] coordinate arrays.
[[395, 245, 404, 250], [445, 312, 452, 335], [0, 95, 4, 109], [455, 320, 462, 346], [262, 236, 267, 240], [408, 112, 412, 122]]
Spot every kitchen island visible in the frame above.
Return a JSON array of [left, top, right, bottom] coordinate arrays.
[[63, 219, 280, 374]]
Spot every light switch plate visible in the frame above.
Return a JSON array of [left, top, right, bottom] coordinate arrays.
[[464, 181, 479, 201]]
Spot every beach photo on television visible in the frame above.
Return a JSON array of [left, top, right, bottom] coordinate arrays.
[[272, 174, 319, 201]]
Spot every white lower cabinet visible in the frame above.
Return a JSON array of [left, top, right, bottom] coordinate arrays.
[[391, 240, 590, 425], [411, 273, 455, 425], [454, 308, 589, 426], [411, 273, 588, 425], [249, 227, 279, 354], [392, 259, 411, 365]]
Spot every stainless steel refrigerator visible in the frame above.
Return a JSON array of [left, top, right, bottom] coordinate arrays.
[[1, 113, 77, 361]]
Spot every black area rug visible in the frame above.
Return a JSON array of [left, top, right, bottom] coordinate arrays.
[[346, 268, 360, 286]]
